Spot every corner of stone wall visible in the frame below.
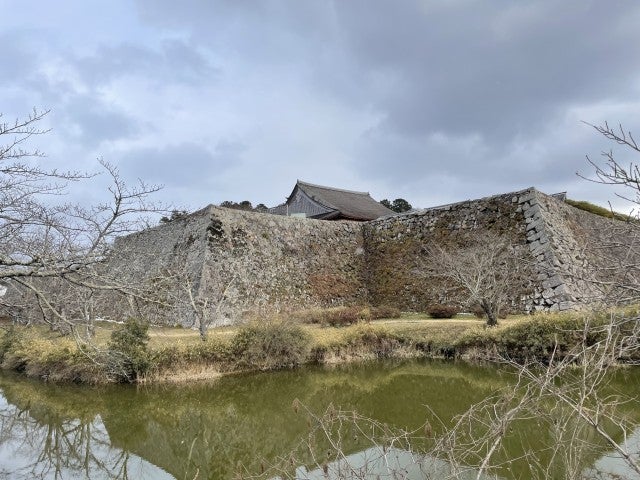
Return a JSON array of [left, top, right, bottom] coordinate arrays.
[[519, 189, 576, 311]]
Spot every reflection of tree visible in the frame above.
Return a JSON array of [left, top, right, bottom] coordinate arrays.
[[0, 387, 167, 479], [2, 360, 638, 479], [0, 362, 508, 479]]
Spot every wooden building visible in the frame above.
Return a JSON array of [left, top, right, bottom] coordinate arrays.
[[269, 180, 394, 221]]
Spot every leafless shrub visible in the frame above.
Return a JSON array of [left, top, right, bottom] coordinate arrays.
[[425, 233, 533, 326]]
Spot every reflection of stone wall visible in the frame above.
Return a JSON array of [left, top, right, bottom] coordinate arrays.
[[4, 361, 633, 479], [104, 188, 639, 325]]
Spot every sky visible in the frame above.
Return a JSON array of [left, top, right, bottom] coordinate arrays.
[[2, 0, 640, 213]]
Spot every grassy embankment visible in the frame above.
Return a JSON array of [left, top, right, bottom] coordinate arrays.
[[0, 306, 637, 384]]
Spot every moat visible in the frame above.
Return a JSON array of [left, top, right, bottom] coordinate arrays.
[[0, 360, 639, 479]]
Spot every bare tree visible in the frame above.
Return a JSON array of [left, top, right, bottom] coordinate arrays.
[[142, 264, 236, 340], [426, 233, 533, 326], [432, 311, 640, 480], [0, 388, 143, 479], [428, 124, 640, 476], [1, 109, 164, 332], [581, 121, 640, 207], [575, 122, 640, 304]]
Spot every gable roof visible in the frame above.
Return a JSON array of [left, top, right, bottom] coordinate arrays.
[[294, 180, 394, 220]]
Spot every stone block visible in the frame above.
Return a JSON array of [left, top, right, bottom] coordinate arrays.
[[542, 276, 563, 289], [526, 219, 543, 232], [524, 205, 541, 219], [518, 192, 536, 204], [527, 231, 541, 242], [553, 284, 568, 295], [530, 242, 548, 257]]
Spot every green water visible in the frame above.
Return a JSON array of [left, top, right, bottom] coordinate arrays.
[[0, 360, 638, 479]]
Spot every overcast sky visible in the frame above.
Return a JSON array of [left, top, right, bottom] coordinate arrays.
[[2, 0, 640, 213]]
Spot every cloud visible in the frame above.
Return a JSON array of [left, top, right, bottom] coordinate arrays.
[[74, 39, 218, 88], [323, 1, 640, 139], [0, 31, 40, 86], [57, 95, 141, 147], [3, 0, 640, 214], [130, 1, 640, 183], [117, 140, 245, 186]]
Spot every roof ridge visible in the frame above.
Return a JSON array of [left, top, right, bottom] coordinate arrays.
[[297, 180, 370, 196]]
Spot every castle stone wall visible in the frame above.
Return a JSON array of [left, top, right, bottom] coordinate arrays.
[[363, 189, 535, 311], [529, 191, 639, 309], [104, 189, 639, 326], [110, 206, 367, 326]]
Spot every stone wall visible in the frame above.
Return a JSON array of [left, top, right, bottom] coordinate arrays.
[[527, 191, 639, 310], [363, 187, 638, 312], [199, 207, 367, 325], [108, 206, 367, 326], [104, 205, 214, 325], [363, 189, 535, 311], [103, 188, 639, 326]]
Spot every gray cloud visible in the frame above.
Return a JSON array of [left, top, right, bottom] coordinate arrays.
[[117, 140, 245, 186], [3, 0, 640, 214], [58, 95, 141, 147], [326, 1, 640, 138], [74, 39, 218, 87], [134, 0, 332, 63], [133, 1, 640, 136], [0, 31, 40, 85]]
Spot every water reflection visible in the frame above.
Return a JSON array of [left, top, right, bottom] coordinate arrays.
[[0, 360, 638, 479], [0, 395, 172, 479], [585, 427, 640, 480], [293, 438, 640, 480], [293, 446, 501, 480]]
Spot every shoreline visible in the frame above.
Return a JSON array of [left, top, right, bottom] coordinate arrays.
[[1, 308, 638, 385]]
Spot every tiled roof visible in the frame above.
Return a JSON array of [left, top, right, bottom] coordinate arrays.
[[296, 181, 394, 220]]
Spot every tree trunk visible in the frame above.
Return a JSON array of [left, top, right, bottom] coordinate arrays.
[[481, 300, 498, 326], [199, 318, 207, 341]]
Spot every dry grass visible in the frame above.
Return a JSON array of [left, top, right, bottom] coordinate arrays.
[[137, 314, 492, 347], [90, 313, 534, 348], [147, 326, 236, 346], [0, 312, 549, 355], [3, 308, 624, 384]]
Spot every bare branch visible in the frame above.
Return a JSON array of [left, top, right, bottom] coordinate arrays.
[[1, 109, 167, 330], [424, 232, 534, 325]]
